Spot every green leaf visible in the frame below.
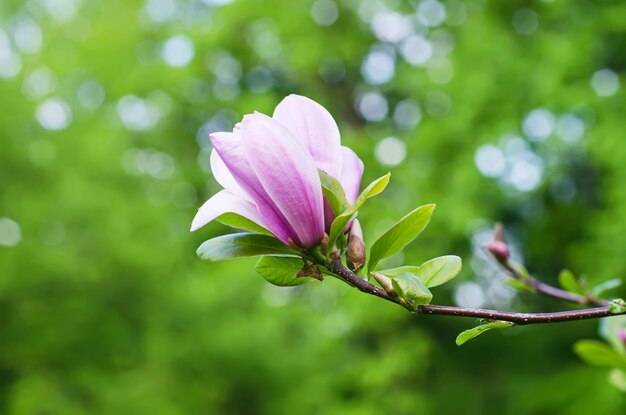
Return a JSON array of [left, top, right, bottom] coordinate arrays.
[[379, 256, 462, 288], [558, 269, 585, 295], [504, 277, 536, 293], [197, 233, 296, 261], [609, 369, 626, 392], [216, 213, 272, 235], [254, 256, 313, 287], [390, 272, 433, 306], [327, 173, 391, 252], [573, 340, 626, 368], [368, 204, 436, 271], [319, 169, 350, 216], [592, 278, 623, 297], [609, 298, 626, 314], [455, 321, 515, 346]]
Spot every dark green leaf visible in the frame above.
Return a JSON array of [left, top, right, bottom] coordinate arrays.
[[327, 173, 390, 252], [558, 269, 585, 295], [368, 204, 435, 271], [197, 233, 296, 261], [390, 272, 433, 306], [456, 321, 515, 346], [319, 169, 350, 216], [573, 340, 626, 368], [216, 213, 272, 235], [255, 256, 313, 286]]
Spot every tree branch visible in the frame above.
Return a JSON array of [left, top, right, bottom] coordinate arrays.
[[325, 259, 624, 326]]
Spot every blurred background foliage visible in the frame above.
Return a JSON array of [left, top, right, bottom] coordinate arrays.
[[1, 0, 626, 413]]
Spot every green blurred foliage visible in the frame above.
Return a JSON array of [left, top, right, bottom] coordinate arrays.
[[1, 0, 626, 413]]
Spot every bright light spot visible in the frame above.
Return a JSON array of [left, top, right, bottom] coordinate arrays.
[[0, 218, 21, 247], [474, 145, 506, 178], [318, 56, 346, 83], [393, 99, 421, 130], [357, 91, 388, 122], [36, 98, 72, 130], [40, 0, 81, 22], [76, 80, 105, 110], [361, 46, 395, 85], [162, 35, 195, 67], [246, 66, 273, 93], [512, 8, 539, 35], [123, 148, 175, 179], [425, 90, 452, 117], [417, 0, 446, 27], [400, 35, 433, 66], [430, 29, 455, 56], [211, 52, 242, 84], [28, 140, 56, 166], [13, 18, 43, 54], [375, 137, 406, 166], [0, 30, 21, 78], [501, 134, 529, 156], [145, 0, 177, 22], [454, 282, 485, 309], [556, 114, 585, 143], [311, 0, 339, 26], [22, 67, 56, 100], [202, 0, 235, 5], [505, 154, 544, 192], [445, 0, 467, 26], [371, 11, 412, 43], [117, 95, 160, 131], [245, 20, 281, 59], [427, 57, 454, 84], [591, 68, 620, 97], [522, 108, 555, 142]]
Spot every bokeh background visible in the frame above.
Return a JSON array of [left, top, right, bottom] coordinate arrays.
[[2, 0, 626, 413]]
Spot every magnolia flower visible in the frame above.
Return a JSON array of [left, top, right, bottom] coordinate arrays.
[[191, 95, 364, 249]]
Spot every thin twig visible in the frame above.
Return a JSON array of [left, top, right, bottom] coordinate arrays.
[[325, 259, 624, 325]]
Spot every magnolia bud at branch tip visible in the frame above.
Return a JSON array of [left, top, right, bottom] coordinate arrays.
[[371, 271, 396, 296], [347, 219, 366, 271], [486, 223, 510, 263]]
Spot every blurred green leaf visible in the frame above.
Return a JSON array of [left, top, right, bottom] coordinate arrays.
[[379, 255, 462, 288], [255, 256, 313, 286], [319, 169, 349, 216], [368, 204, 435, 271], [327, 173, 390, 253], [504, 277, 536, 293], [456, 321, 515, 346], [217, 213, 272, 235], [391, 272, 433, 306], [573, 340, 626, 368], [600, 315, 626, 355], [197, 233, 296, 261], [592, 279, 623, 297], [609, 369, 626, 392], [558, 269, 585, 295]]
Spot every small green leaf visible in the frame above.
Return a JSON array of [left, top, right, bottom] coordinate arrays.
[[216, 213, 272, 235], [573, 340, 626, 368], [379, 256, 462, 288], [558, 269, 585, 295], [197, 233, 296, 261], [504, 277, 536, 293], [592, 278, 623, 297], [255, 256, 314, 287], [508, 261, 529, 280], [327, 173, 391, 252], [368, 204, 436, 271], [609, 298, 626, 314], [390, 272, 433, 306], [319, 169, 350, 216], [455, 321, 515, 346], [609, 369, 626, 392]]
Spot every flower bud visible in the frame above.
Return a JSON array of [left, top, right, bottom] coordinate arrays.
[[346, 219, 366, 271], [485, 223, 510, 263], [371, 271, 396, 297]]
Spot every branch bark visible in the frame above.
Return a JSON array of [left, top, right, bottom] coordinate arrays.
[[325, 259, 624, 326]]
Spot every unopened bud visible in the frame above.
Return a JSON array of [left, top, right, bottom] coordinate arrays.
[[485, 223, 510, 263], [371, 271, 396, 297], [347, 219, 366, 271]]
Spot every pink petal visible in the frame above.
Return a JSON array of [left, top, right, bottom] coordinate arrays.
[[190, 189, 267, 233], [338, 146, 364, 204], [210, 131, 295, 244], [240, 112, 325, 248], [210, 149, 251, 202], [273, 94, 342, 178]]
